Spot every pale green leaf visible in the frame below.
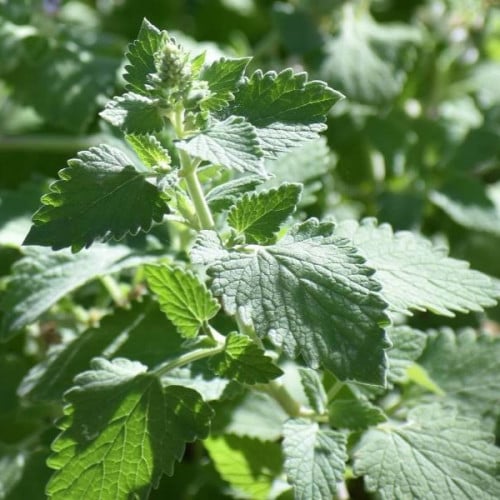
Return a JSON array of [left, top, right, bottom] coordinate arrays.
[[334, 218, 500, 316], [282, 418, 347, 500], [418, 329, 500, 419], [298, 368, 328, 415], [126, 134, 171, 170], [204, 435, 282, 500], [145, 265, 220, 338], [24, 145, 169, 251], [206, 175, 265, 213], [0, 244, 149, 340], [100, 93, 164, 133], [227, 68, 343, 157], [191, 219, 390, 385], [209, 333, 283, 384], [177, 116, 264, 174], [227, 183, 302, 243], [47, 358, 212, 500], [353, 404, 500, 500]]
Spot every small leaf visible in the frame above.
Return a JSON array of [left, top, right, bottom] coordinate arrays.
[[282, 418, 347, 500], [126, 134, 171, 170], [298, 367, 328, 415], [145, 265, 220, 338], [209, 333, 283, 384], [191, 219, 390, 385], [206, 175, 266, 213], [204, 435, 283, 500], [334, 218, 500, 316], [353, 404, 500, 500], [177, 116, 264, 174], [227, 183, 302, 243], [100, 92, 164, 133], [24, 145, 169, 251], [47, 358, 213, 500]]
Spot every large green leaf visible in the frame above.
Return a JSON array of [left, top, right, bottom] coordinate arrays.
[[24, 145, 169, 251], [0, 244, 151, 340], [47, 358, 212, 500], [191, 219, 390, 385], [334, 218, 500, 316], [353, 404, 500, 500], [177, 116, 264, 174], [145, 265, 220, 338], [206, 175, 266, 213], [282, 418, 347, 500], [227, 183, 302, 243], [227, 68, 343, 157]]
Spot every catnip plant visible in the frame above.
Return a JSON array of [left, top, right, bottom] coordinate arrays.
[[9, 18, 500, 499]]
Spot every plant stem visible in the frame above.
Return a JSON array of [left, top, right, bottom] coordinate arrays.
[[179, 149, 215, 230]]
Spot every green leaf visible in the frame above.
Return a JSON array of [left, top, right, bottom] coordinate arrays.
[[124, 18, 164, 96], [191, 219, 390, 385], [282, 418, 347, 500], [386, 326, 427, 384], [177, 116, 264, 174], [200, 57, 251, 111], [100, 92, 164, 133], [47, 358, 213, 500], [328, 385, 387, 430], [18, 301, 185, 402], [24, 145, 169, 251], [126, 134, 171, 170], [145, 265, 220, 338], [298, 368, 328, 414], [353, 404, 500, 500], [334, 218, 500, 316], [206, 175, 266, 213], [204, 435, 283, 500], [418, 329, 500, 420], [228, 68, 343, 157], [227, 183, 302, 243], [0, 244, 145, 340], [209, 333, 283, 384]]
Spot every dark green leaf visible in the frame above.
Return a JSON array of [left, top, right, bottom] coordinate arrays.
[[206, 175, 266, 213]]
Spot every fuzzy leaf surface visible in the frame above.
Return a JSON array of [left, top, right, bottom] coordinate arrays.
[[227, 68, 343, 157], [298, 368, 328, 414], [126, 134, 171, 169], [334, 218, 500, 316], [24, 145, 168, 251], [227, 183, 302, 243], [191, 219, 390, 385], [283, 419, 347, 500], [177, 116, 264, 174], [145, 265, 220, 338], [353, 404, 500, 500], [47, 358, 212, 500], [206, 175, 265, 213], [100, 93, 164, 133], [209, 333, 283, 384]]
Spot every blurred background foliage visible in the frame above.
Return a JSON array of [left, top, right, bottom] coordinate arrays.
[[1, 0, 500, 497]]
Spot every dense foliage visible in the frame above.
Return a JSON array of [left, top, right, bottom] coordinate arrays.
[[1, 1, 500, 499]]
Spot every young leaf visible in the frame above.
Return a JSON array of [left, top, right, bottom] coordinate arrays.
[[204, 435, 283, 500], [418, 329, 500, 420], [100, 93, 164, 133], [126, 134, 171, 170], [227, 68, 343, 157], [282, 419, 347, 500], [177, 116, 264, 174], [209, 332, 283, 384], [206, 175, 265, 213], [0, 244, 145, 340], [227, 183, 302, 243], [298, 367, 328, 414], [47, 358, 213, 500], [353, 404, 500, 500], [145, 265, 220, 338], [334, 218, 500, 316], [24, 145, 169, 251], [191, 219, 390, 385], [124, 18, 164, 95]]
